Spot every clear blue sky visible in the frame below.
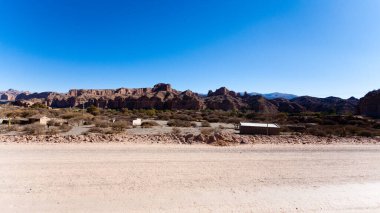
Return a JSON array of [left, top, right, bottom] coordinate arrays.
[[1, 0, 379, 98]]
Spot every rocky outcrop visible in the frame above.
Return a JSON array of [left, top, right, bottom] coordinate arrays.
[[16, 92, 57, 101], [1, 93, 15, 101], [291, 96, 358, 115], [359, 89, 380, 118], [0, 89, 26, 101], [206, 87, 247, 111]]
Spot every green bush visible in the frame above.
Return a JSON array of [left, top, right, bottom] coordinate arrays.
[[31, 103, 47, 109], [86, 105, 100, 116]]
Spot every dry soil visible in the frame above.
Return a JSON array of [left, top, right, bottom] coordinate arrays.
[[1, 143, 380, 212]]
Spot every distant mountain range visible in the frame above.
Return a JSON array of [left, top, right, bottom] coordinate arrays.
[[8, 83, 379, 117], [239, 92, 298, 100], [199, 92, 297, 100]]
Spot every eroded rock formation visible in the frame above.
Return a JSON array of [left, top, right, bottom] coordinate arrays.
[[12, 83, 361, 114]]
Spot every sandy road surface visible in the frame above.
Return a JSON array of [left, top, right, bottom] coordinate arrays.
[[1, 143, 380, 212]]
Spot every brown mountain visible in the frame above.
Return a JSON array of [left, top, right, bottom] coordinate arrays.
[[358, 89, 380, 118], [291, 96, 358, 114], [12, 83, 361, 115]]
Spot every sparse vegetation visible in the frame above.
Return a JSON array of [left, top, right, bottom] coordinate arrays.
[[171, 127, 181, 135], [86, 105, 100, 116], [46, 127, 59, 135], [200, 128, 214, 135], [24, 124, 45, 135], [31, 103, 48, 109], [167, 119, 192, 127], [141, 121, 159, 128], [201, 121, 211, 127], [1, 106, 379, 138], [358, 130, 374, 137], [111, 121, 130, 132]]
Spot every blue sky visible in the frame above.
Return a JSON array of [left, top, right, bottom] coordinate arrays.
[[0, 0, 379, 98]]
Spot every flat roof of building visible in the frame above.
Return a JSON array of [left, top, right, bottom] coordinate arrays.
[[240, 122, 280, 128]]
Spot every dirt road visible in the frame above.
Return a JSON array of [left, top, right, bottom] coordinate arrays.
[[1, 143, 380, 212]]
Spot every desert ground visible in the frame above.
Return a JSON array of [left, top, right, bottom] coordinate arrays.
[[1, 143, 380, 212]]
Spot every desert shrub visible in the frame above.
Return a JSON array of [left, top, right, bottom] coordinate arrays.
[[141, 121, 159, 128], [306, 128, 327, 137], [61, 112, 82, 120], [121, 108, 130, 115], [7, 125, 21, 132], [144, 109, 156, 117], [245, 112, 257, 120], [215, 140, 229, 146], [20, 110, 38, 118], [358, 130, 373, 137], [31, 103, 47, 109], [171, 114, 193, 121], [226, 117, 241, 124], [167, 119, 192, 127], [204, 116, 220, 123], [111, 121, 130, 132], [345, 125, 362, 135], [59, 124, 72, 133], [94, 120, 111, 128], [104, 130, 116, 134], [201, 121, 211, 127], [47, 120, 62, 127], [348, 120, 366, 126], [373, 123, 380, 129], [306, 117, 323, 124], [322, 119, 337, 125], [46, 127, 59, 135], [171, 127, 181, 135], [86, 105, 100, 116], [24, 124, 45, 135], [89, 127, 105, 134], [83, 118, 94, 125], [157, 113, 171, 120], [200, 127, 214, 135]]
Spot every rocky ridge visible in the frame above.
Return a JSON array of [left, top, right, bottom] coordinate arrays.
[[13, 83, 361, 115]]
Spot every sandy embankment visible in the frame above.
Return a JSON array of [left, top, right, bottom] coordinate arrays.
[[1, 143, 380, 212]]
